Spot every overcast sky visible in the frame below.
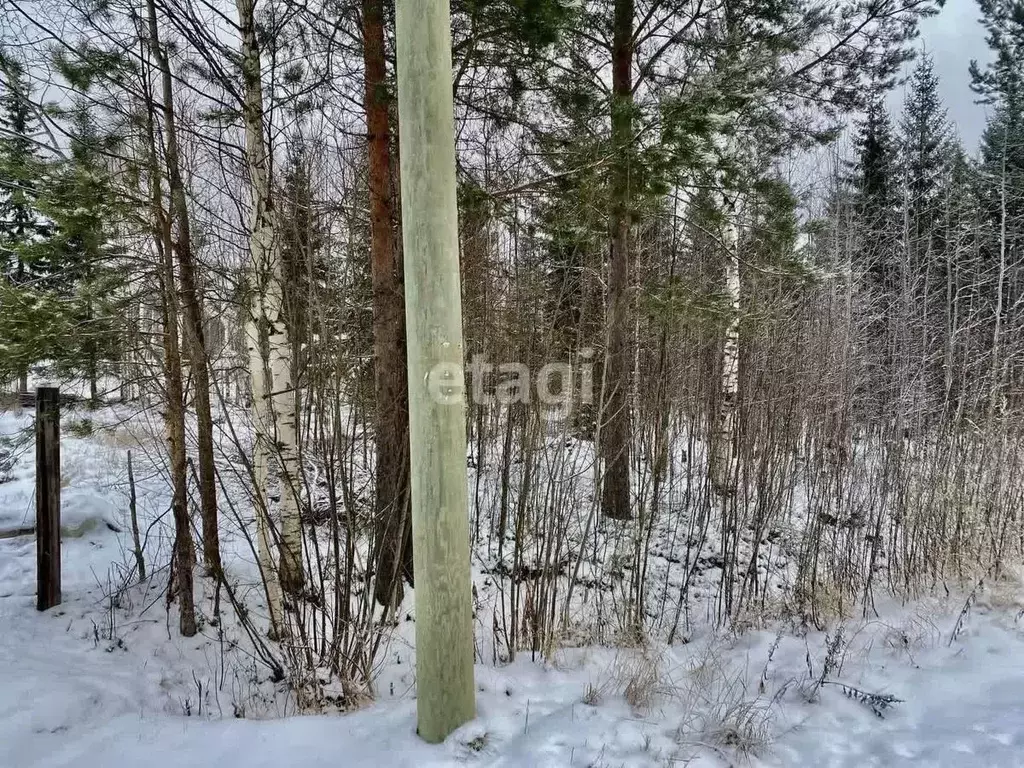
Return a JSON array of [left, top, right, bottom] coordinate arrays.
[[891, 0, 991, 150]]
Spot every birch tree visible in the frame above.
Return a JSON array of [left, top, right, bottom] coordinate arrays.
[[236, 0, 304, 601]]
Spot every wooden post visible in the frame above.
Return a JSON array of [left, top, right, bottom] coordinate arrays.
[[396, 0, 476, 742], [36, 387, 61, 611]]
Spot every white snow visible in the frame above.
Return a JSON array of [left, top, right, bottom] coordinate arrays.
[[3, 402, 1024, 767]]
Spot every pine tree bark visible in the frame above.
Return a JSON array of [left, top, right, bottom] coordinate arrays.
[[236, 0, 304, 597], [363, 0, 413, 609], [601, 0, 634, 521], [395, 0, 475, 740], [147, 0, 221, 577]]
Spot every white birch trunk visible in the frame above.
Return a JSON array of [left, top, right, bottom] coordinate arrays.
[[712, 191, 741, 497], [246, 313, 283, 636], [266, 265, 303, 594], [236, 0, 304, 596]]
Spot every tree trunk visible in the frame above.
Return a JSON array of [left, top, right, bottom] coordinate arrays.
[[141, 27, 195, 637], [155, 183, 197, 639], [990, 124, 1009, 420], [246, 312, 284, 636], [395, 0, 475, 741], [148, 0, 221, 577], [363, 0, 413, 609], [236, 0, 304, 597], [601, 0, 634, 521], [86, 305, 98, 408], [712, 192, 741, 497], [160, 235, 197, 639]]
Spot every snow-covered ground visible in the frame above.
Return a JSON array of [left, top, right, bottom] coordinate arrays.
[[3, 402, 1024, 767]]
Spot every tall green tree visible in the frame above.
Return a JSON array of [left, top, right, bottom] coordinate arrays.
[[0, 55, 53, 390], [0, 96, 126, 398], [853, 98, 902, 294], [0, 58, 50, 280], [970, 0, 1024, 405], [33, 108, 125, 401], [901, 53, 952, 237], [527, 0, 941, 520], [899, 54, 954, 405], [850, 98, 903, 416]]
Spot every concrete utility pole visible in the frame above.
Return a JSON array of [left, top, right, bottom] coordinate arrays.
[[395, 0, 476, 743]]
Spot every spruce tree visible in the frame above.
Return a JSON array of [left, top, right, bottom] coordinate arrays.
[[0, 58, 50, 283], [898, 54, 953, 404], [853, 98, 902, 296], [901, 53, 952, 238], [0, 56, 53, 389], [850, 97, 903, 419], [970, 1, 1024, 257], [971, 0, 1024, 405], [12, 106, 127, 400]]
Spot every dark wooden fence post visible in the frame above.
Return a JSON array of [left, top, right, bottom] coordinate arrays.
[[36, 387, 61, 611]]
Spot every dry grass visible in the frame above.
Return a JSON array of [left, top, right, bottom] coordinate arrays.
[[581, 645, 664, 713], [977, 565, 1024, 614], [675, 644, 776, 760]]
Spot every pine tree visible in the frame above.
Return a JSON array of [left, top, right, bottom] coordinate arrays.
[[526, 0, 940, 520], [899, 54, 953, 406], [0, 56, 53, 390], [360, 0, 414, 607], [853, 98, 902, 295], [0, 96, 126, 395], [900, 53, 952, 238], [27, 107, 126, 402], [0, 58, 50, 283], [971, 0, 1024, 406], [849, 97, 903, 420]]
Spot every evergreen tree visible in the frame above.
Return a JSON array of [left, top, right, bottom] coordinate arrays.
[[0, 56, 51, 285], [852, 98, 902, 295], [898, 54, 954, 405], [900, 53, 952, 237], [279, 135, 327, 381], [0, 55, 57, 389], [936, 137, 983, 411], [849, 97, 903, 419], [5, 105, 128, 399], [972, 0, 1024, 231], [525, 0, 940, 518], [970, 0, 1024, 266], [970, 0, 1024, 111], [970, 0, 1024, 404]]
